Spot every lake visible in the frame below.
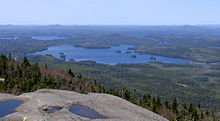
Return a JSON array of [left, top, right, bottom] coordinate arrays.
[[0, 37, 19, 40], [30, 45, 192, 65], [70, 104, 105, 119], [46, 108, 61, 114], [32, 36, 69, 40], [0, 100, 24, 118]]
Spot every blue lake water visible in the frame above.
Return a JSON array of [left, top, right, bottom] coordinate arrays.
[[32, 36, 69, 40], [0, 37, 19, 40], [46, 108, 61, 114], [156, 42, 168, 46], [0, 100, 24, 118], [30, 45, 192, 65], [70, 104, 105, 119]]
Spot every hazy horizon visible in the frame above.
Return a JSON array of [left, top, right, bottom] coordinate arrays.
[[0, 0, 220, 25], [1, 24, 220, 26]]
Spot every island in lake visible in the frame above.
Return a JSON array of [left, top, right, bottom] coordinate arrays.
[[130, 54, 137, 58], [127, 47, 134, 50], [150, 57, 157, 60], [126, 51, 131, 54], [59, 52, 66, 60], [116, 50, 122, 53]]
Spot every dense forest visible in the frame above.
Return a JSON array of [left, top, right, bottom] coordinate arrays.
[[0, 54, 99, 94], [0, 54, 218, 120]]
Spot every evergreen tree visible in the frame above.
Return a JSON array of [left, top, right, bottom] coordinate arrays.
[[197, 103, 201, 109], [165, 100, 170, 109], [142, 94, 147, 104], [147, 93, 151, 101], [200, 112, 204, 119], [98, 84, 102, 93], [22, 56, 30, 67], [212, 111, 215, 119], [192, 109, 199, 120], [156, 95, 162, 107], [68, 68, 75, 77], [122, 86, 131, 100], [77, 74, 82, 79], [152, 96, 156, 106], [188, 103, 194, 113], [91, 85, 95, 92], [94, 80, 97, 86], [172, 97, 178, 114], [205, 110, 209, 116], [108, 87, 115, 94], [8, 53, 11, 60], [102, 86, 105, 93], [152, 105, 157, 113]]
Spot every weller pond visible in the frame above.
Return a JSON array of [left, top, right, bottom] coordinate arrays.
[[30, 45, 192, 65]]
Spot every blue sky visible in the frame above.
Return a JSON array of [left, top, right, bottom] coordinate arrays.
[[0, 0, 220, 25]]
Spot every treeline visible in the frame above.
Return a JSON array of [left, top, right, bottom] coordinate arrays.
[[0, 54, 99, 94], [0, 54, 217, 120], [101, 85, 216, 121]]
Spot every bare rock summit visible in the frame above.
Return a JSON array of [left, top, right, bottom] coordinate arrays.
[[0, 89, 168, 121]]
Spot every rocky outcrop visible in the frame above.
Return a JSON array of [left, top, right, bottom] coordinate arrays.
[[0, 89, 168, 121]]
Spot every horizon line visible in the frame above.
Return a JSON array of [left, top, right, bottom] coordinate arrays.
[[0, 24, 220, 26]]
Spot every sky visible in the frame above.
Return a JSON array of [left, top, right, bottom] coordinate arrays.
[[0, 0, 220, 25]]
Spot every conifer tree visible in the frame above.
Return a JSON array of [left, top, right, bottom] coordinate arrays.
[[188, 103, 194, 113], [197, 103, 201, 109], [156, 95, 162, 107], [94, 80, 97, 86], [152, 105, 157, 113], [165, 100, 170, 109], [172, 97, 178, 114], [68, 68, 75, 77], [22, 56, 30, 67], [8, 53, 11, 60], [152, 96, 156, 106], [200, 112, 204, 119], [192, 109, 199, 120], [142, 94, 147, 104], [102, 86, 105, 93], [205, 110, 209, 116], [147, 93, 151, 101]]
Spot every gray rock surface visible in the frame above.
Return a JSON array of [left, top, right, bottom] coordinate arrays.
[[0, 89, 168, 121]]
